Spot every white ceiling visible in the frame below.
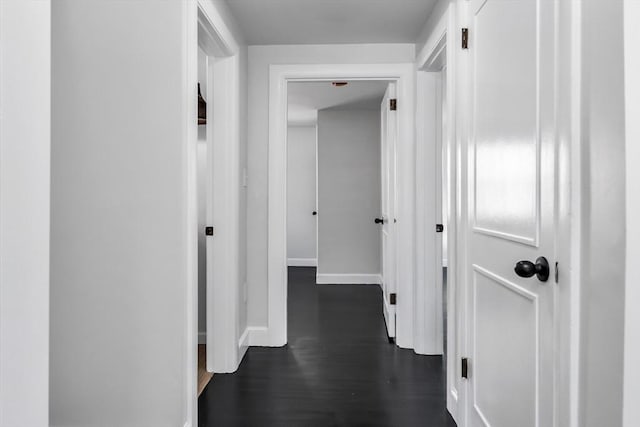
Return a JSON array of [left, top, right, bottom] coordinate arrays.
[[224, 0, 437, 45], [288, 80, 388, 125]]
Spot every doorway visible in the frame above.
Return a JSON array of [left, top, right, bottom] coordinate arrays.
[[287, 80, 389, 287], [196, 45, 213, 396], [266, 63, 417, 349], [286, 79, 396, 347], [205, 77, 454, 427]]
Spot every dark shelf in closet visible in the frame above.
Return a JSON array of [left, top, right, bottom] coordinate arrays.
[[198, 83, 207, 125]]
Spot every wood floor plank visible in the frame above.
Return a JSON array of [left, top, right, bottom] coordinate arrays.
[[198, 344, 213, 397]]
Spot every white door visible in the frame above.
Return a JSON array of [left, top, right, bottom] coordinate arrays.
[[466, 0, 556, 426], [380, 83, 398, 340], [203, 57, 216, 372]]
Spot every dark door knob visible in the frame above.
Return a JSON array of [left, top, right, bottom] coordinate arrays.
[[312, 211, 317, 216], [374, 218, 384, 224], [514, 257, 550, 282]]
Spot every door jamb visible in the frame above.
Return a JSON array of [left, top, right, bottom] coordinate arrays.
[[416, 3, 461, 423], [266, 63, 415, 348], [624, 0, 640, 424]]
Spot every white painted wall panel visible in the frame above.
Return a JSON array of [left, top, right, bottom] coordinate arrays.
[[579, 0, 626, 425], [50, 2, 187, 425], [0, 1, 51, 425]]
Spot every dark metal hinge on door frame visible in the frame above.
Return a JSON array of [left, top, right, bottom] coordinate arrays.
[[462, 28, 469, 49], [461, 357, 469, 379], [390, 99, 397, 111], [205, 226, 214, 236], [436, 224, 444, 233], [390, 293, 397, 305]]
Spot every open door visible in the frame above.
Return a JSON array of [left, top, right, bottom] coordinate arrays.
[[203, 54, 216, 372], [466, 0, 557, 425], [379, 83, 398, 341]]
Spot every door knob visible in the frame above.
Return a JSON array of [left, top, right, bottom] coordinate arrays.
[[374, 218, 384, 224], [514, 257, 550, 282], [312, 211, 317, 216]]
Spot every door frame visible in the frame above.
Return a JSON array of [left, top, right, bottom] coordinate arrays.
[[416, 3, 461, 422], [186, 1, 242, 425], [624, 0, 640, 424], [265, 63, 416, 349]]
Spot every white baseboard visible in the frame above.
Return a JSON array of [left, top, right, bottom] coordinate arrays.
[[238, 327, 250, 361], [198, 332, 206, 345], [316, 273, 382, 285], [238, 328, 250, 348], [247, 326, 270, 346], [287, 257, 317, 267]]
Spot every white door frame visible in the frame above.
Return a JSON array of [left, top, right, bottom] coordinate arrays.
[[380, 82, 399, 340], [624, 1, 640, 425], [416, 3, 461, 423], [186, 1, 242, 425], [266, 63, 416, 348]]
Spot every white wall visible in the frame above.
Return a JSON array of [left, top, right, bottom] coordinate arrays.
[[247, 43, 415, 327], [287, 125, 317, 265], [0, 1, 51, 426], [624, 0, 640, 425], [48, 1, 252, 425], [579, 1, 627, 426], [51, 2, 186, 424], [317, 109, 381, 278]]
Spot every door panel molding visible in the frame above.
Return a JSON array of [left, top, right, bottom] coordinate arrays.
[[470, 0, 542, 248], [472, 265, 540, 427]]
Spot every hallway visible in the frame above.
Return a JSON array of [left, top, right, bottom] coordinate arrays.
[[199, 267, 456, 426]]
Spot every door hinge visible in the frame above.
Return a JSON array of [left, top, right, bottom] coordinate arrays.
[[555, 262, 559, 283], [462, 28, 469, 49], [436, 224, 444, 233], [205, 226, 214, 236], [461, 357, 469, 379], [390, 99, 397, 111], [390, 293, 397, 305]]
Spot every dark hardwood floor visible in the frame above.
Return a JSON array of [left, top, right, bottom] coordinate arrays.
[[198, 267, 457, 427]]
